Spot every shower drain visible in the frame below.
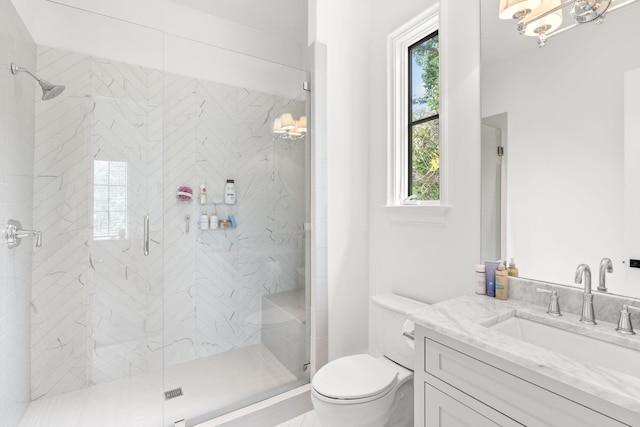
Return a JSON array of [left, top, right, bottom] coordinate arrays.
[[165, 387, 183, 400]]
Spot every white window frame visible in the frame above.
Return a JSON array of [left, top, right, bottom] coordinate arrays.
[[93, 160, 128, 240], [385, 5, 451, 224]]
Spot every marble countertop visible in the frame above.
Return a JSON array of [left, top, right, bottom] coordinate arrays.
[[409, 295, 640, 416]]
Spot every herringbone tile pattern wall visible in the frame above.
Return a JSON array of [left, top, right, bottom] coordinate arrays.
[[32, 47, 307, 399]]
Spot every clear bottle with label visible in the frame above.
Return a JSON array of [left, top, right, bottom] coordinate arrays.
[[199, 213, 209, 230], [210, 208, 218, 230], [496, 264, 509, 300], [225, 179, 236, 205]]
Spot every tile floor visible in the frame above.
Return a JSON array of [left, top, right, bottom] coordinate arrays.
[[276, 410, 321, 427], [19, 344, 299, 427]]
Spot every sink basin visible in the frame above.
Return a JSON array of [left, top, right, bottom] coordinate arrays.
[[490, 316, 640, 380]]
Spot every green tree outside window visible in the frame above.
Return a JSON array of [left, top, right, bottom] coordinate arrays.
[[409, 32, 439, 201]]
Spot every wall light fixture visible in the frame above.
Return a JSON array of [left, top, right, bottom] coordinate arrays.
[[499, 0, 639, 47]]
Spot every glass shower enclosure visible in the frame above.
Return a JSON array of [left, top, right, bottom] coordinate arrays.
[[30, 37, 310, 426]]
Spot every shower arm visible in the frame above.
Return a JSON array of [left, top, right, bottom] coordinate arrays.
[[10, 62, 66, 100], [10, 63, 43, 82]]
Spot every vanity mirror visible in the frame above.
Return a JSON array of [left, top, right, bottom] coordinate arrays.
[[481, 0, 640, 298]]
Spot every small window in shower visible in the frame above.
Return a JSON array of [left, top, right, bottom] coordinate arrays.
[[93, 160, 128, 239]]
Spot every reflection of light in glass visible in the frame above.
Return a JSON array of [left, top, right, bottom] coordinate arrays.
[[93, 160, 128, 239], [272, 114, 307, 140]]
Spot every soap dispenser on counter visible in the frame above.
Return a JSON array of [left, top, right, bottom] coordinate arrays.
[[508, 258, 519, 277]]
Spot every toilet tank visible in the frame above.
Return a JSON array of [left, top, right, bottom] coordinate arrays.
[[370, 294, 428, 369]]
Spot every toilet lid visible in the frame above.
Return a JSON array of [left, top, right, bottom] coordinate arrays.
[[313, 354, 399, 400]]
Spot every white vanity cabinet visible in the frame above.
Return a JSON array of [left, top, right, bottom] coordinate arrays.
[[424, 381, 518, 426], [415, 325, 633, 427]]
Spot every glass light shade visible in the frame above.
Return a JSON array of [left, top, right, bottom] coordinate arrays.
[[280, 113, 295, 131], [523, 0, 563, 36], [297, 116, 307, 132], [289, 124, 302, 137], [272, 117, 286, 134], [499, 0, 543, 19]]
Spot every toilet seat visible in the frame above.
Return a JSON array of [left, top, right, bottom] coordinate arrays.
[[312, 354, 399, 403]]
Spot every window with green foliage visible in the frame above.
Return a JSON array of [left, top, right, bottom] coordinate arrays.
[[409, 31, 439, 201]]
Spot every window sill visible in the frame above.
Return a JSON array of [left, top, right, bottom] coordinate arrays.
[[383, 204, 452, 225]]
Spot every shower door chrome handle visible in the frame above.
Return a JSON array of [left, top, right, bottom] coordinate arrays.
[[143, 215, 150, 256]]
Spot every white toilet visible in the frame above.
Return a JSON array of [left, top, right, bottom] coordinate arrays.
[[311, 293, 428, 427]]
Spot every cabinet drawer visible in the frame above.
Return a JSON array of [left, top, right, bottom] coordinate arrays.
[[424, 337, 627, 427], [425, 377, 523, 427]]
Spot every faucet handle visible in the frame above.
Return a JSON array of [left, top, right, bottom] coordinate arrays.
[[536, 288, 562, 316], [616, 305, 640, 335]]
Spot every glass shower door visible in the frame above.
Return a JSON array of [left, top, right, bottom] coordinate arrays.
[[31, 49, 165, 426], [87, 60, 166, 423], [162, 37, 311, 425]]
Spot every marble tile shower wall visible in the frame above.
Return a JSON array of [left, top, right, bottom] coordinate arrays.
[[32, 47, 306, 399], [0, 0, 36, 423]]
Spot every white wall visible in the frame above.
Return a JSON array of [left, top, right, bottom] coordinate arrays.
[[0, 0, 35, 423], [368, 0, 481, 305], [10, 0, 305, 92], [311, 0, 481, 360], [311, 0, 372, 360]]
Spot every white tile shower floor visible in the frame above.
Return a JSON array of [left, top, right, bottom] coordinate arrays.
[[19, 344, 299, 427]]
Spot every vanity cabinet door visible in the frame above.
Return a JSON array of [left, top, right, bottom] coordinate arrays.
[[425, 382, 521, 427]]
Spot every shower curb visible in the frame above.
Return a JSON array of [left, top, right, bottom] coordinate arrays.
[[194, 384, 312, 427]]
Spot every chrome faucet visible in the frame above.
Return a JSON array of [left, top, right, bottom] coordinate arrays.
[[574, 264, 596, 325], [616, 305, 640, 335], [4, 219, 42, 248], [536, 288, 562, 316], [598, 257, 613, 292]]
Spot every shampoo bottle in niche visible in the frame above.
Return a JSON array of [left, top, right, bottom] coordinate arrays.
[[210, 208, 218, 230], [508, 258, 519, 277], [200, 180, 207, 205], [200, 213, 209, 230], [484, 261, 499, 298], [225, 179, 236, 205], [496, 263, 509, 300]]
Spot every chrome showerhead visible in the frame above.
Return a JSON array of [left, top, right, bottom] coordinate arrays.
[[39, 79, 66, 101], [10, 63, 66, 101]]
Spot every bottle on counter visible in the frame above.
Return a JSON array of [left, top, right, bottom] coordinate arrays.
[[475, 264, 486, 295], [496, 263, 509, 300], [508, 258, 519, 277], [484, 261, 499, 298]]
